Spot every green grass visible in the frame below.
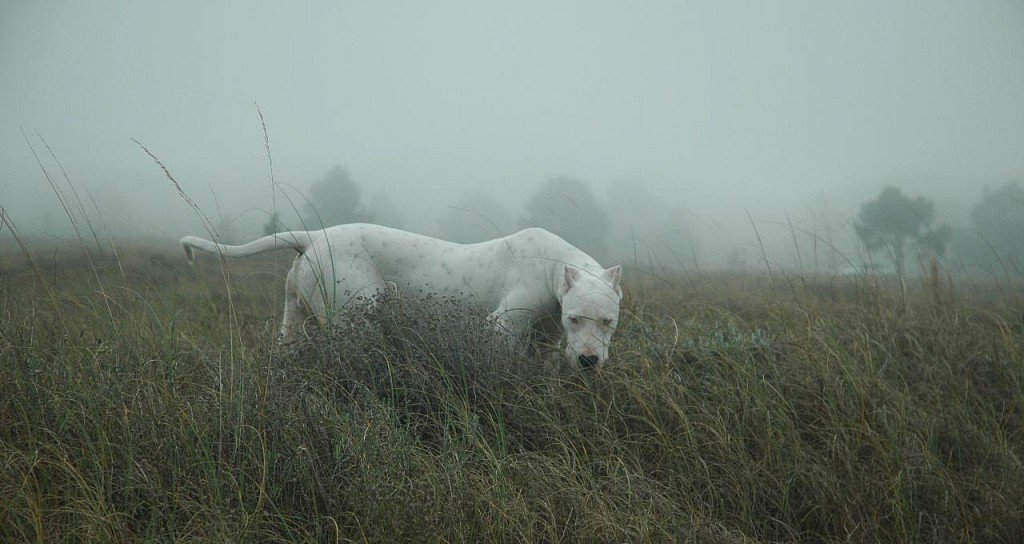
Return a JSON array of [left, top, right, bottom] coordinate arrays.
[[2, 248, 1023, 542]]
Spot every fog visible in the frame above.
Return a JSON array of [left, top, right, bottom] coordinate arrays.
[[3, 1, 1023, 273]]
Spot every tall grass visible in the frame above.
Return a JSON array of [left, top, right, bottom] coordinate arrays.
[[1, 249, 1023, 542]]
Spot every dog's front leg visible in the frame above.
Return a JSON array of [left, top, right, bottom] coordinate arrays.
[[488, 298, 534, 355]]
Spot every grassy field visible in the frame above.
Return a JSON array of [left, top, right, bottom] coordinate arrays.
[[1, 245, 1023, 542]]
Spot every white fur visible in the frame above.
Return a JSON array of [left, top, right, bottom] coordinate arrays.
[[180, 224, 623, 366]]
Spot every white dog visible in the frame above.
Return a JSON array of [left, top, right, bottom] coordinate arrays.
[[180, 224, 622, 367]]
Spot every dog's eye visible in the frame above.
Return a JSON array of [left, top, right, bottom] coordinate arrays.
[[568, 316, 579, 325], [603, 318, 614, 327]]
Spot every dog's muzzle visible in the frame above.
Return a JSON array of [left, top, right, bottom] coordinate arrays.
[[577, 354, 599, 368]]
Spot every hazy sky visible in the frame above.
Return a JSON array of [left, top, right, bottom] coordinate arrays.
[[2, 0, 1023, 263]]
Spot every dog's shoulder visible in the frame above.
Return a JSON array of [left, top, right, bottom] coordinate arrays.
[[505, 227, 571, 249]]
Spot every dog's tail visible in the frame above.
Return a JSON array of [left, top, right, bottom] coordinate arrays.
[[180, 231, 309, 264]]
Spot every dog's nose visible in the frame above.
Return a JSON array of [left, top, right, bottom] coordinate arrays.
[[578, 354, 599, 368]]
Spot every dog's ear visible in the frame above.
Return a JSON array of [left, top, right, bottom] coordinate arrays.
[[604, 265, 622, 294], [562, 265, 578, 294]]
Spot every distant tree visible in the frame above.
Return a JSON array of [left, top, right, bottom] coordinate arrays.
[[438, 192, 514, 243], [520, 176, 610, 259], [262, 211, 282, 236], [917, 224, 953, 258], [601, 180, 700, 269], [366, 191, 406, 230], [854, 186, 950, 282], [967, 182, 1024, 271], [727, 246, 750, 270], [304, 165, 372, 228]]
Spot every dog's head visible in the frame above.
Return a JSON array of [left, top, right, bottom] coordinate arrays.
[[558, 264, 622, 369]]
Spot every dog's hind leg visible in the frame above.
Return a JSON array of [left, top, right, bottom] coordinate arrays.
[[278, 264, 311, 344]]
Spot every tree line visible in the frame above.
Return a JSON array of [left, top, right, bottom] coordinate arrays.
[[854, 184, 1024, 278], [264, 164, 1023, 277], [264, 165, 691, 267]]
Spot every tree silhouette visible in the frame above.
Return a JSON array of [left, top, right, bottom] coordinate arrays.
[[262, 211, 282, 236], [854, 186, 949, 281], [968, 182, 1024, 271], [520, 177, 610, 259], [365, 191, 406, 230], [601, 180, 700, 269], [304, 165, 372, 228]]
